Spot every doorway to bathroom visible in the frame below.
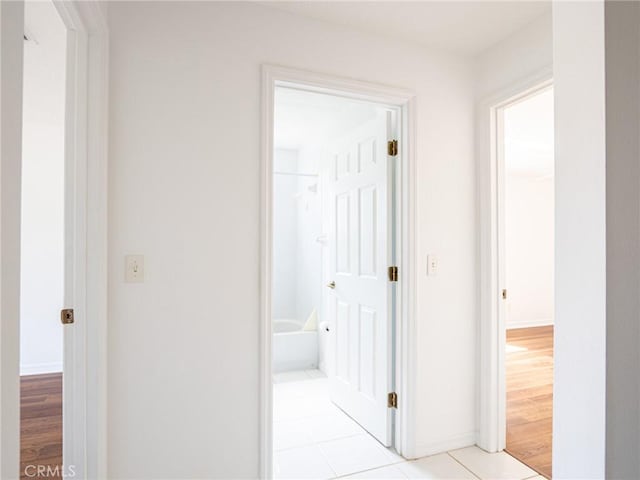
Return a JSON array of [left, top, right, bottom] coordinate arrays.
[[264, 69, 415, 479]]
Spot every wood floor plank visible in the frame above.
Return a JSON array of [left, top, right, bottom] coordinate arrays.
[[505, 326, 553, 479], [20, 373, 62, 480]]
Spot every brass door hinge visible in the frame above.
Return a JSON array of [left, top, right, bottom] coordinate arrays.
[[502, 289, 507, 300], [388, 266, 398, 282], [387, 139, 398, 157], [388, 392, 398, 409], [60, 308, 74, 325]]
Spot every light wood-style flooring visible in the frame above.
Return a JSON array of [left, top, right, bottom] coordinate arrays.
[[21, 373, 63, 480], [505, 325, 553, 479]]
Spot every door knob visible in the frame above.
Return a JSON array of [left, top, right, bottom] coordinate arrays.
[[60, 308, 74, 325], [326, 281, 336, 289]]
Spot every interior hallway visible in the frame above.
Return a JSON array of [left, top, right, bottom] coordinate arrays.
[[274, 371, 543, 479], [20, 373, 62, 480], [506, 326, 554, 479]]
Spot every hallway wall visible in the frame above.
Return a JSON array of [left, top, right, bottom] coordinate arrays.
[[107, 2, 476, 476]]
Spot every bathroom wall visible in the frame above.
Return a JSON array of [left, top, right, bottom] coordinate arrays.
[[272, 149, 298, 320], [272, 147, 322, 325], [294, 147, 322, 324]]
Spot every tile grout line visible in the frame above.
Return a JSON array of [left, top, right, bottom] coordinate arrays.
[[446, 452, 483, 480], [331, 462, 408, 480], [274, 432, 367, 453], [327, 454, 406, 480], [317, 434, 405, 479], [275, 373, 538, 480], [273, 409, 351, 425], [502, 450, 545, 479], [274, 374, 404, 479], [315, 438, 339, 480]]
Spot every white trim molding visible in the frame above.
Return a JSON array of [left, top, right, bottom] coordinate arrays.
[[506, 319, 554, 330], [20, 363, 64, 376], [476, 67, 552, 453], [414, 432, 477, 459], [54, 2, 109, 478], [260, 65, 418, 477]]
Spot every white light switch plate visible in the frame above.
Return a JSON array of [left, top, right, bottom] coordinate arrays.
[[125, 255, 144, 283], [427, 254, 438, 276]]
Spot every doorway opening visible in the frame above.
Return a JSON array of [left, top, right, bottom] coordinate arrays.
[[271, 86, 402, 479], [20, 2, 67, 478], [499, 86, 555, 478], [261, 66, 417, 479]]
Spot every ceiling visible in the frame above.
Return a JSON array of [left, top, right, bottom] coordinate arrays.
[[274, 87, 380, 150], [260, 1, 550, 56], [504, 87, 554, 178]]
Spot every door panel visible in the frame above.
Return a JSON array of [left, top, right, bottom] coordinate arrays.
[[336, 193, 351, 274], [359, 185, 377, 277], [336, 300, 350, 381], [326, 111, 393, 446], [359, 305, 376, 398]]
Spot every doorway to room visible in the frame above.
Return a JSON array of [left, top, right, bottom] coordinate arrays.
[[270, 85, 403, 479], [20, 2, 67, 478], [500, 86, 555, 478]]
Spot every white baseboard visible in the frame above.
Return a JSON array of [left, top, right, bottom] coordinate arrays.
[[20, 361, 63, 376], [506, 318, 553, 329], [410, 432, 476, 459]]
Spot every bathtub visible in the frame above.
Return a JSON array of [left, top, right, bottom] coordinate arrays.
[[272, 319, 318, 373]]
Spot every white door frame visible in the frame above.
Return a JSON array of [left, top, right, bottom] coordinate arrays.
[[0, 1, 108, 478], [54, 2, 109, 477], [260, 65, 417, 477], [477, 69, 552, 453]]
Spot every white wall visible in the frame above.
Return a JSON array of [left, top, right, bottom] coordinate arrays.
[[474, 12, 552, 101], [604, 2, 640, 477], [294, 148, 322, 323], [20, 0, 66, 375], [505, 174, 554, 328], [474, 9, 553, 451], [0, 1, 25, 477], [272, 147, 322, 324], [107, 2, 475, 477], [272, 149, 298, 320], [477, 5, 640, 476], [553, 2, 607, 477]]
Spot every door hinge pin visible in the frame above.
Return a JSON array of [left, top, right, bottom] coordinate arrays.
[[388, 392, 398, 409], [388, 266, 398, 282], [387, 139, 398, 157]]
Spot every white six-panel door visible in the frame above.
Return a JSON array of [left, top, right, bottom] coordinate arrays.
[[326, 110, 394, 446]]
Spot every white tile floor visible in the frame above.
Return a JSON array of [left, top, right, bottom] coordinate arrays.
[[273, 371, 542, 480]]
